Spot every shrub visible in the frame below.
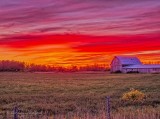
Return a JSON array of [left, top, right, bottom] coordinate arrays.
[[122, 89, 145, 103]]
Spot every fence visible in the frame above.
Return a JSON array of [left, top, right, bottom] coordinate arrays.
[[0, 96, 111, 119], [0, 96, 160, 119]]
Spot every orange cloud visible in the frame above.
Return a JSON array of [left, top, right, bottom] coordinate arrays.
[[0, 33, 159, 66]]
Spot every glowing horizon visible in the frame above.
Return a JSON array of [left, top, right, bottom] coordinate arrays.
[[0, 0, 160, 66]]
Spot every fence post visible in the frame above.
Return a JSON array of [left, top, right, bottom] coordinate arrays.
[[14, 106, 18, 119], [3, 111, 7, 119], [36, 111, 39, 119], [106, 96, 111, 119]]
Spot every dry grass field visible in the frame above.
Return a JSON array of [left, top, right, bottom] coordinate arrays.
[[0, 72, 160, 118]]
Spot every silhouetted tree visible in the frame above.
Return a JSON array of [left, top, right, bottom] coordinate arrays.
[[0, 60, 108, 72], [0, 60, 25, 72]]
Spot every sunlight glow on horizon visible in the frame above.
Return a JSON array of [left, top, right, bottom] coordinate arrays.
[[0, 0, 160, 66]]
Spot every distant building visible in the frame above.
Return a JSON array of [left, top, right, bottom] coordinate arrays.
[[110, 56, 160, 73]]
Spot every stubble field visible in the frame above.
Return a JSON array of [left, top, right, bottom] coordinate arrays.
[[0, 72, 160, 118]]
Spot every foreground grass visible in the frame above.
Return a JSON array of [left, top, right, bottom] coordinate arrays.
[[0, 107, 160, 119], [0, 72, 160, 118]]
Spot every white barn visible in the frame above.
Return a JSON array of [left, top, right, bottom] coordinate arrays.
[[110, 56, 160, 73]]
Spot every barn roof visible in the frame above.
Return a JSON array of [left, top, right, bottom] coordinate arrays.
[[116, 56, 142, 65], [123, 64, 160, 69]]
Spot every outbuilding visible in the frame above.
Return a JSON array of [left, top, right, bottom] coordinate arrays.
[[110, 56, 160, 73]]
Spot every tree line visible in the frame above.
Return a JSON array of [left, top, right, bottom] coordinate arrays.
[[0, 60, 108, 72]]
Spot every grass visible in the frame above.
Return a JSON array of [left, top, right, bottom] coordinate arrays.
[[0, 72, 160, 118]]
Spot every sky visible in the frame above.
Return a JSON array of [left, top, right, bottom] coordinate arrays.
[[0, 0, 160, 67]]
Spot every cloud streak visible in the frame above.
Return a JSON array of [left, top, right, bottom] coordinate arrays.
[[0, 0, 160, 66], [1, 0, 160, 35]]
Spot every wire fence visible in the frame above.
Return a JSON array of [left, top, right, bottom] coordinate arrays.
[[0, 96, 160, 119]]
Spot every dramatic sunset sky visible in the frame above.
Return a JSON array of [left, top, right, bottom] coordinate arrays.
[[0, 0, 160, 67]]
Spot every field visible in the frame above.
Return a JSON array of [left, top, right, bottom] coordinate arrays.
[[0, 72, 160, 118]]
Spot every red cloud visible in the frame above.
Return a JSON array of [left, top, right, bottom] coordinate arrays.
[[1, 33, 159, 53]]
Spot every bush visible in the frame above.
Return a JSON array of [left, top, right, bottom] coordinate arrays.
[[122, 89, 145, 103]]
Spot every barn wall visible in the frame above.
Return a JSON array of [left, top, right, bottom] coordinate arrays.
[[122, 68, 139, 73], [111, 57, 122, 72], [150, 68, 160, 73], [137, 68, 160, 73], [122, 68, 160, 73]]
